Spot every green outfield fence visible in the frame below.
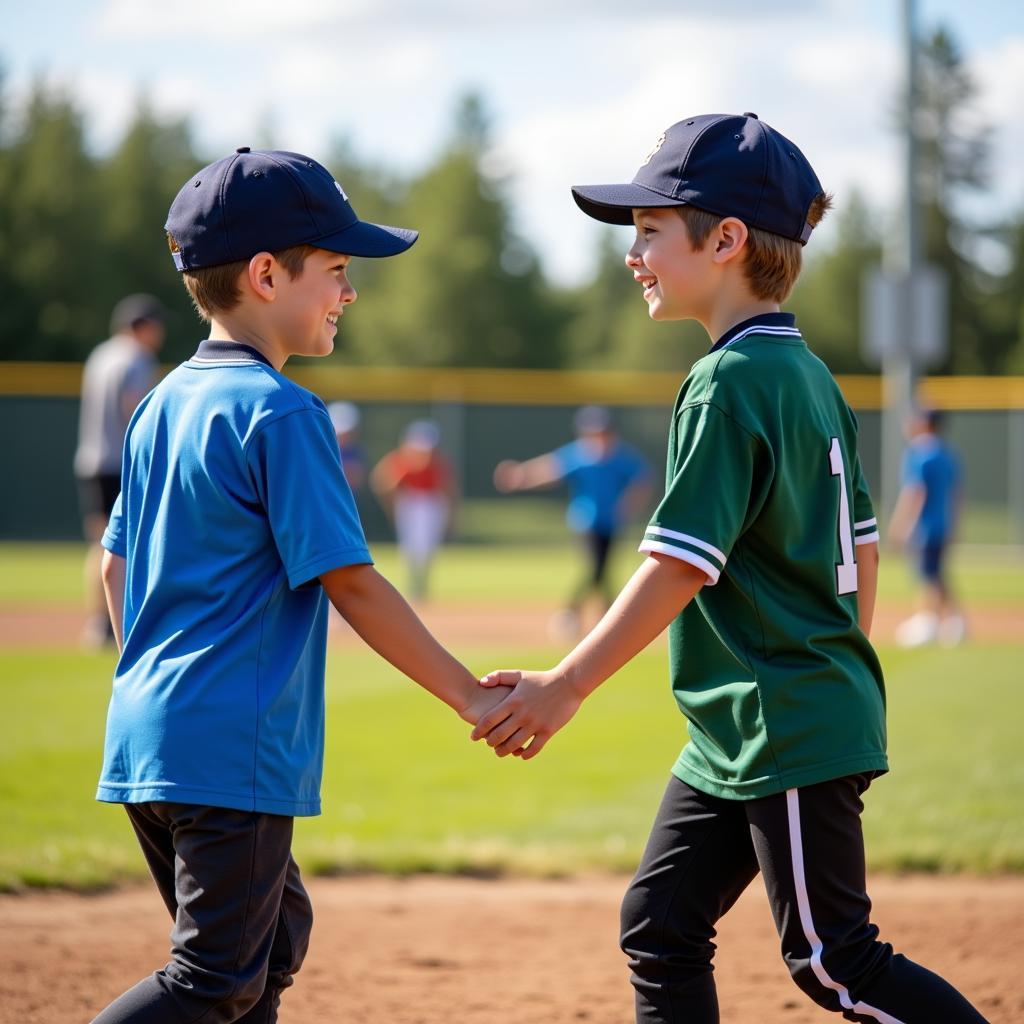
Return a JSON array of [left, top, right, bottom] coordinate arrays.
[[3, 362, 1024, 543]]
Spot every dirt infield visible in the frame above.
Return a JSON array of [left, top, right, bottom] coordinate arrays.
[[1, 873, 1020, 1023], [0, 601, 1022, 650]]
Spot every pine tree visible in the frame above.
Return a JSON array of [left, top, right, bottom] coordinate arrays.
[[914, 27, 997, 372], [95, 98, 200, 361], [344, 93, 565, 367], [0, 79, 99, 359], [789, 192, 882, 373]]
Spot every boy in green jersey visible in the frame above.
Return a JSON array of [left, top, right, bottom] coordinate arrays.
[[472, 114, 987, 1023]]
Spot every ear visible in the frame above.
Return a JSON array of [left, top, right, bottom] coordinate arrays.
[[247, 252, 278, 302], [711, 217, 749, 265]]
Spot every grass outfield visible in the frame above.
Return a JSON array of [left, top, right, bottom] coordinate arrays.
[[0, 541, 1022, 889], [3, 539, 1024, 607], [0, 640, 1022, 890]]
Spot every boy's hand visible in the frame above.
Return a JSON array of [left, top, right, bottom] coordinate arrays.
[[492, 460, 523, 492], [457, 677, 517, 726], [470, 670, 582, 760]]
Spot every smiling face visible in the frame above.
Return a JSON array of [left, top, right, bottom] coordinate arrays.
[[274, 247, 357, 358], [625, 207, 717, 323]]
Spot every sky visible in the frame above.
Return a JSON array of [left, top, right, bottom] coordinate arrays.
[[4, 0, 1023, 285]]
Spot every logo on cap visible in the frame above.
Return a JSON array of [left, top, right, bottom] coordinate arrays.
[[334, 181, 348, 201], [641, 132, 666, 167]]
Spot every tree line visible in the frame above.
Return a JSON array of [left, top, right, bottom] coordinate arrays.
[[1, 29, 1021, 375]]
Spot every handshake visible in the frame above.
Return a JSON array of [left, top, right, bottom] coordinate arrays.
[[460, 667, 584, 761]]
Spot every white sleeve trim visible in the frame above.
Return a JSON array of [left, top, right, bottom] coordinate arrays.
[[854, 517, 877, 530], [645, 525, 727, 565], [855, 531, 880, 545], [638, 540, 720, 584]]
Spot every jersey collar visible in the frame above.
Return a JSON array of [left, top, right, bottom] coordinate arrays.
[[191, 339, 274, 367], [709, 312, 800, 353]]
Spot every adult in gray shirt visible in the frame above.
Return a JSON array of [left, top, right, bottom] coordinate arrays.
[[74, 294, 165, 646]]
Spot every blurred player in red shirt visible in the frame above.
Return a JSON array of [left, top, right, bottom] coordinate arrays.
[[372, 420, 457, 600]]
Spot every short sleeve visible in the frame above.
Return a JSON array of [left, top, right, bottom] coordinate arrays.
[[900, 447, 925, 488], [550, 441, 581, 479], [122, 355, 155, 403], [101, 491, 126, 557], [639, 403, 758, 585], [248, 408, 372, 589], [852, 455, 880, 546]]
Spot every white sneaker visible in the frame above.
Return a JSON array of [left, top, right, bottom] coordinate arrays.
[[895, 612, 939, 648], [939, 614, 967, 647]]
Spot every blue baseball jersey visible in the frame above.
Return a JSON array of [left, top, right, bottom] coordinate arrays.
[[901, 435, 960, 545], [99, 340, 371, 816], [552, 439, 649, 535]]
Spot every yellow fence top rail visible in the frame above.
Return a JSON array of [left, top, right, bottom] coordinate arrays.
[[4, 361, 1024, 411]]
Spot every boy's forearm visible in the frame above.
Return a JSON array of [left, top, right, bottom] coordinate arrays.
[[513, 454, 563, 490], [557, 554, 706, 699], [856, 542, 879, 638], [101, 549, 126, 654], [471, 554, 706, 759], [321, 564, 478, 715], [888, 485, 924, 545]]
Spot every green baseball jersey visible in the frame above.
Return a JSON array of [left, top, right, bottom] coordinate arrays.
[[639, 314, 887, 800]]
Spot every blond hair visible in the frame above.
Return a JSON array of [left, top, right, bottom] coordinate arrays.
[[166, 238, 318, 322], [676, 194, 833, 302]]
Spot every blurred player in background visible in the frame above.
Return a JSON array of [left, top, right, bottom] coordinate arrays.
[[328, 400, 366, 492], [372, 419, 457, 601], [494, 405, 650, 636], [889, 407, 965, 646], [73, 293, 165, 647]]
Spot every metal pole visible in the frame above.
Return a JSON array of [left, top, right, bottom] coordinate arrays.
[[880, 0, 921, 525]]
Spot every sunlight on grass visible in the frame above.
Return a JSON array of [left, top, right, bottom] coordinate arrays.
[[1, 640, 1021, 889]]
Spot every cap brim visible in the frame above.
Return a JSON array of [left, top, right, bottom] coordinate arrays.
[[315, 219, 418, 258], [571, 183, 685, 225]]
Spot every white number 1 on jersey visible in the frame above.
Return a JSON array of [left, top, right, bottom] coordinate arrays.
[[828, 437, 859, 595]]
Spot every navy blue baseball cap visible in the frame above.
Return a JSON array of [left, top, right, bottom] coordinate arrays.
[[166, 147, 418, 271], [571, 113, 823, 245]]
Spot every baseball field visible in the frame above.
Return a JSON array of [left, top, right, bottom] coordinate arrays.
[[1, 540, 1022, 1022]]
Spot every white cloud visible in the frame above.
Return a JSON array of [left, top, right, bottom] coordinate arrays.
[[96, 0, 365, 39], [496, 19, 904, 283], [96, 0, 824, 39], [970, 36, 1024, 208], [495, 44, 721, 283], [5, 66, 137, 154], [12, 2, 1024, 288], [254, 37, 452, 164]]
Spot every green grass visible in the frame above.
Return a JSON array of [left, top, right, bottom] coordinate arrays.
[[1, 638, 1022, 890], [1, 539, 1022, 888], [865, 645, 1024, 873], [3, 538, 1024, 608]]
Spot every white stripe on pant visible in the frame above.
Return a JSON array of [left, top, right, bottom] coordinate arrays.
[[786, 788, 905, 1024]]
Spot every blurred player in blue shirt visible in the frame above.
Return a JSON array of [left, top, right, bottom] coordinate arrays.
[[889, 408, 965, 646], [494, 405, 651, 636], [328, 400, 367, 492]]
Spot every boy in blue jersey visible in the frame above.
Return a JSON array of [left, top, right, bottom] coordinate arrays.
[[494, 405, 650, 635], [472, 115, 987, 1022], [91, 148, 509, 1024], [889, 408, 965, 646]]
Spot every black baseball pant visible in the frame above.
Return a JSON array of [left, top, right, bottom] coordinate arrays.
[[91, 802, 313, 1024], [620, 774, 988, 1023], [570, 529, 616, 609]]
